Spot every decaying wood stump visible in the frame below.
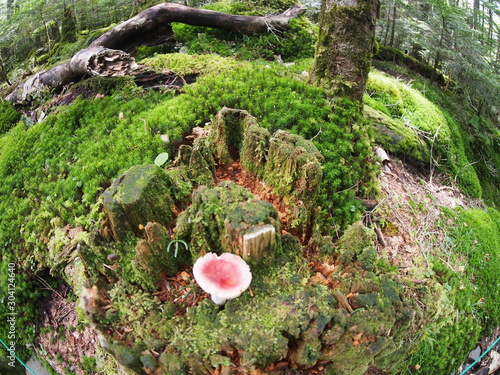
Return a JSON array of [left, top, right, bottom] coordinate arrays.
[[102, 164, 176, 241], [101, 108, 326, 260], [175, 181, 281, 263], [207, 108, 324, 238]]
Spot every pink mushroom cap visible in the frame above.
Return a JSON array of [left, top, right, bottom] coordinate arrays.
[[193, 252, 252, 305]]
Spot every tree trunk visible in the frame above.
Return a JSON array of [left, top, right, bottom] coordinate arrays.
[[433, 14, 446, 79], [6, 3, 305, 104], [310, 0, 379, 102], [389, 2, 396, 48], [473, 0, 480, 30], [6, 0, 14, 20]]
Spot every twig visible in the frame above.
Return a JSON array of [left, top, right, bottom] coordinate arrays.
[[429, 124, 442, 185], [374, 224, 387, 247], [310, 127, 322, 141], [34, 275, 64, 300]]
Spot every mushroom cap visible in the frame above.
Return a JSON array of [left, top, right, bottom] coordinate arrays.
[[193, 252, 252, 304]]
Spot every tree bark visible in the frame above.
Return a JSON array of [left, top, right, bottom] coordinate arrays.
[[310, 0, 379, 102], [6, 3, 306, 104]]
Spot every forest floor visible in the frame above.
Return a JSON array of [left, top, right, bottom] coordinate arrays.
[[33, 152, 498, 375]]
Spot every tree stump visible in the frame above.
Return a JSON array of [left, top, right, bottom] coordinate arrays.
[[102, 164, 176, 241], [209, 107, 260, 165], [175, 181, 280, 263]]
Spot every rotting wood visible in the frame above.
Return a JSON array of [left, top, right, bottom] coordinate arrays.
[[333, 291, 354, 313]]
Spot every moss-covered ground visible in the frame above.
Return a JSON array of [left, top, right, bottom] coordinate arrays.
[[0, 2, 499, 373]]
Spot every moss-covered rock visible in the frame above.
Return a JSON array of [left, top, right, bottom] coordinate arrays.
[[365, 69, 483, 197], [364, 104, 430, 163]]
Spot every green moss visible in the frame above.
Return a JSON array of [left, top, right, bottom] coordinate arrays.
[[374, 45, 446, 86], [365, 70, 482, 197], [241, 124, 270, 177], [403, 206, 500, 374], [455, 208, 500, 332], [0, 89, 171, 265], [0, 99, 20, 135], [141, 53, 243, 76]]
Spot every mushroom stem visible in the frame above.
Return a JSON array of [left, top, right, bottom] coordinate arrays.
[[211, 295, 227, 305]]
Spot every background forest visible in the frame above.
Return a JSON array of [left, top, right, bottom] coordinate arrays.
[[0, 0, 499, 375], [0, 0, 499, 122]]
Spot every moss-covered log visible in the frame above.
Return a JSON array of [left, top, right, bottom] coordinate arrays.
[[374, 45, 447, 87], [90, 3, 307, 53]]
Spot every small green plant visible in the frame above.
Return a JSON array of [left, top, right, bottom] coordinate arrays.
[[154, 152, 169, 167], [166, 239, 189, 258], [81, 356, 97, 372]]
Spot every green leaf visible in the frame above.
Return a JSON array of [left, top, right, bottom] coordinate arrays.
[[154, 152, 169, 167]]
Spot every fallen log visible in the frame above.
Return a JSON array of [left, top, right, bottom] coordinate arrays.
[[6, 48, 140, 103], [6, 3, 306, 104]]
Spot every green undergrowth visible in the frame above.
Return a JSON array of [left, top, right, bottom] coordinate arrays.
[[0, 85, 177, 356], [403, 206, 500, 374], [0, 99, 21, 135], [0, 254, 55, 363], [0, 85, 175, 260], [141, 53, 245, 76], [163, 2, 316, 62]]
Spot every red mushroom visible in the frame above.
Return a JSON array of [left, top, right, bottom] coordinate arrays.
[[193, 252, 252, 305]]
